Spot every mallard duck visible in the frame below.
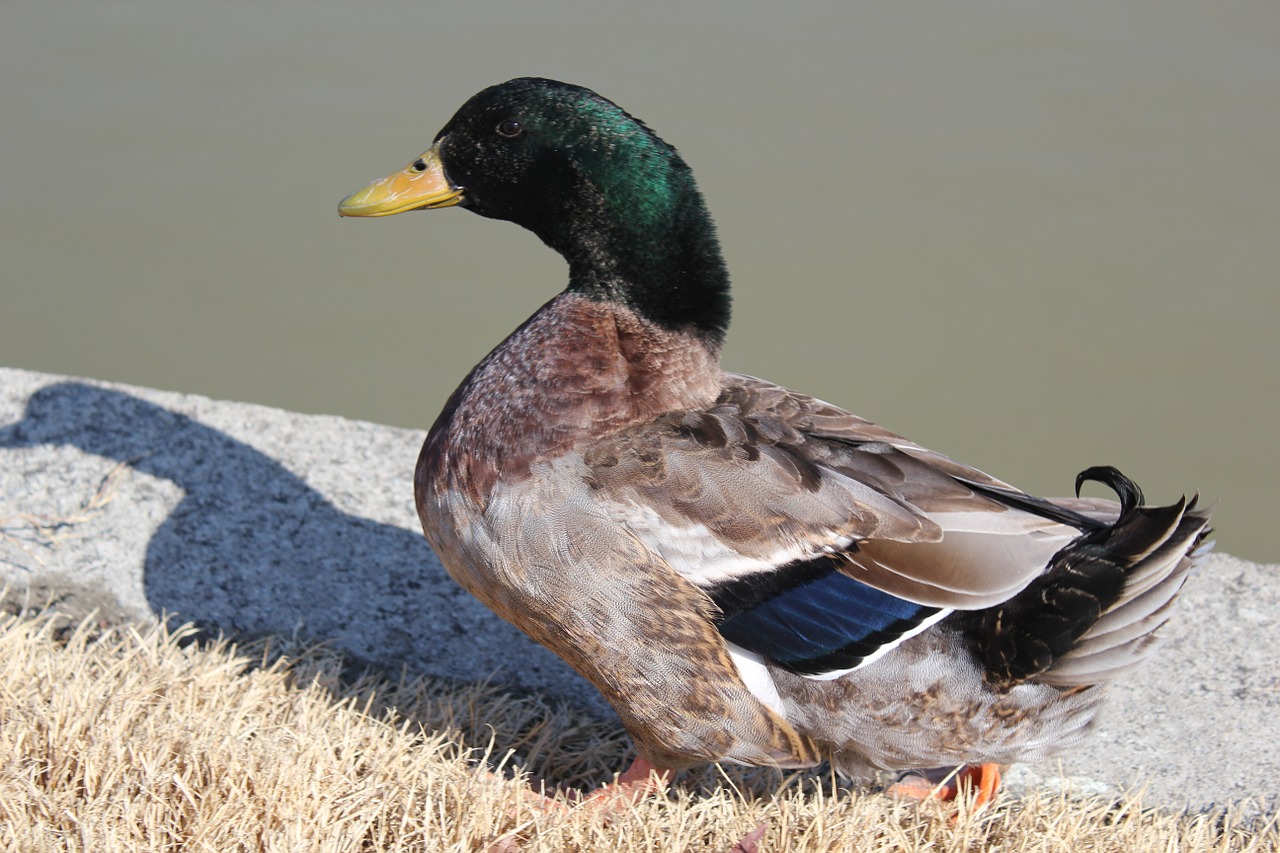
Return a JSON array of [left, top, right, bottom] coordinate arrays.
[[338, 78, 1212, 806]]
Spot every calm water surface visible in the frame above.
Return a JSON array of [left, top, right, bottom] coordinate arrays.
[[2, 2, 1278, 560]]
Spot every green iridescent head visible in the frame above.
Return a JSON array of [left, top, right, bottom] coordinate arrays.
[[341, 77, 731, 342]]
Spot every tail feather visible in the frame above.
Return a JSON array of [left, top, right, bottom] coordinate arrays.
[[1108, 501, 1189, 590], [1042, 504, 1212, 687], [1040, 584, 1181, 687], [1041, 639, 1165, 686], [973, 467, 1212, 689], [1066, 588, 1181, 659]]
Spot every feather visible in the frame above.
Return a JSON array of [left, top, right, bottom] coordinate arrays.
[[708, 556, 945, 677]]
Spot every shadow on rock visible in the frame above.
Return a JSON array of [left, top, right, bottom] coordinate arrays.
[[0, 381, 569, 691]]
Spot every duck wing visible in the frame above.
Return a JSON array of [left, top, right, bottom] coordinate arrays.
[[583, 373, 1109, 678]]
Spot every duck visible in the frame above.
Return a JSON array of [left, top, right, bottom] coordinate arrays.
[[338, 77, 1213, 807]]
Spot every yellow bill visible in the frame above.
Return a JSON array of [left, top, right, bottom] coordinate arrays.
[[338, 145, 463, 217]]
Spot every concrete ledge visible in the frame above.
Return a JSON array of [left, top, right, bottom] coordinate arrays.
[[2, 366, 1275, 815]]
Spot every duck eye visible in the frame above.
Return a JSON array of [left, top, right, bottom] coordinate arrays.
[[496, 119, 524, 138]]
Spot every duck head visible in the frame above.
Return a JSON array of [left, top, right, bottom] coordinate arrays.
[[339, 77, 732, 345]]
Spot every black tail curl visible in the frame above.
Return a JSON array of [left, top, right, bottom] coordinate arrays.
[[971, 466, 1196, 689], [1075, 465, 1143, 516]]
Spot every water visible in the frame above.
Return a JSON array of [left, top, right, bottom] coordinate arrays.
[[2, 1, 1278, 561]]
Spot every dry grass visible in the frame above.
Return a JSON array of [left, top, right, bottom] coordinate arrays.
[[0, 598, 1275, 853]]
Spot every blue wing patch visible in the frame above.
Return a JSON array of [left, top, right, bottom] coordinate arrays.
[[708, 554, 940, 677]]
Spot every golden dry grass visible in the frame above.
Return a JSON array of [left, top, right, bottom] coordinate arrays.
[[0, 596, 1275, 853]]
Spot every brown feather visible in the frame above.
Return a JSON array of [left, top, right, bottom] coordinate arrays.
[[418, 292, 721, 507]]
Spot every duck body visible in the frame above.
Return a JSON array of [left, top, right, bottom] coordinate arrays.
[[341, 78, 1212, 782]]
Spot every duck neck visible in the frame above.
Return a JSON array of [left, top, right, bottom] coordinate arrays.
[[537, 157, 732, 351]]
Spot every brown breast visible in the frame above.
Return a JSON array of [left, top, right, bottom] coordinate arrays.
[[415, 291, 724, 509]]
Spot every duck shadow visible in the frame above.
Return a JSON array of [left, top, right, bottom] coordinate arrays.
[[0, 380, 585, 703]]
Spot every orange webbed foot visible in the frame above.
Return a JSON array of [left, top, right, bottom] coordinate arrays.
[[887, 763, 1003, 812]]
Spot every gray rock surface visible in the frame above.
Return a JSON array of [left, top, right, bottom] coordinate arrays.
[[2, 366, 1275, 816]]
